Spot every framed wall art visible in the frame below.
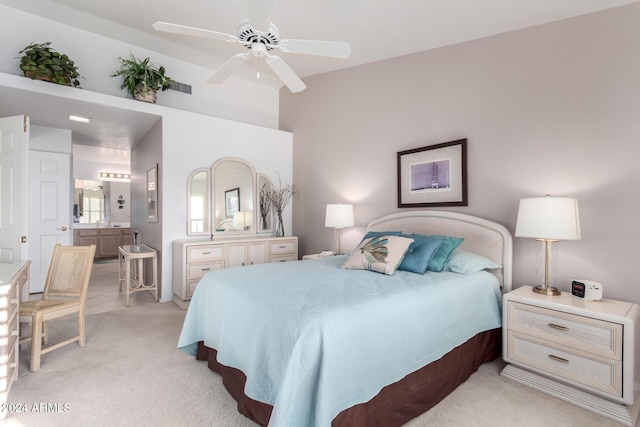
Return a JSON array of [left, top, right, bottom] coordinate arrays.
[[225, 187, 240, 218], [397, 139, 467, 207]]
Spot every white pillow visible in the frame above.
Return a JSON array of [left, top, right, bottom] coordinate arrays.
[[342, 235, 414, 275], [444, 250, 502, 275]]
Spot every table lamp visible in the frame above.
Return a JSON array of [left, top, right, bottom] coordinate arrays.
[[233, 211, 252, 231], [515, 195, 581, 295], [325, 204, 354, 255]]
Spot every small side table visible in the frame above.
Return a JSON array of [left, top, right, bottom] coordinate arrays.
[[118, 244, 158, 306]]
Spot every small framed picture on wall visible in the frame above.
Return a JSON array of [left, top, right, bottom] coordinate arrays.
[[397, 139, 467, 207]]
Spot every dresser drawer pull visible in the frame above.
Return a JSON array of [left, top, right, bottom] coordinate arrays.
[[279, 260, 287, 262], [548, 323, 569, 331], [201, 268, 211, 272], [279, 246, 286, 249], [202, 251, 212, 255], [548, 354, 569, 363]]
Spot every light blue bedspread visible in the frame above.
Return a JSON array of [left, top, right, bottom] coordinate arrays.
[[178, 256, 502, 427]]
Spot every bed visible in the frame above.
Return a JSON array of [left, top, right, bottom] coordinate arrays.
[[178, 210, 513, 426]]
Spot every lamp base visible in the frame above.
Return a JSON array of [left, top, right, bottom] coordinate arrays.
[[532, 285, 561, 296]]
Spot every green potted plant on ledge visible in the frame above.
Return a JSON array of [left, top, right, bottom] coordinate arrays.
[[18, 42, 82, 88], [111, 54, 173, 103]]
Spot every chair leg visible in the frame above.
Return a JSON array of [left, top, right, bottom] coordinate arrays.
[[78, 311, 85, 347], [42, 320, 49, 345], [30, 315, 43, 372]]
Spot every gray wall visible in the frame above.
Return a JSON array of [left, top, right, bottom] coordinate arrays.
[[281, 4, 640, 302], [131, 120, 163, 296]]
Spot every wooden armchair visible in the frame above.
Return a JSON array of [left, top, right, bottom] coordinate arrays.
[[19, 244, 96, 371]]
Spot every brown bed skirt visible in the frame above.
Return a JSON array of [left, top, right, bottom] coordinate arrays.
[[196, 327, 501, 426]]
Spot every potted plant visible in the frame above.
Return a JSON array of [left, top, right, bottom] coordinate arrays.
[[18, 42, 82, 88], [111, 54, 173, 103]]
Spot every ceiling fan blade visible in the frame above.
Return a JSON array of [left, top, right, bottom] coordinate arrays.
[[153, 21, 239, 43], [247, 0, 274, 33], [208, 53, 250, 84], [266, 56, 306, 93], [278, 39, 351, 59]]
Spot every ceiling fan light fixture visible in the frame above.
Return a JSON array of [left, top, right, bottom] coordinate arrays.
[[153, 0, 351, 93]]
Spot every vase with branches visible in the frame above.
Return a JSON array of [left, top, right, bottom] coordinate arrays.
[[259, 183, 272, 230], [266, 175, 299, 237]]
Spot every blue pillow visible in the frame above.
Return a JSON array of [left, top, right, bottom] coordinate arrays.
[[397, 234, 445, 274], [427, 235, 464, 272], [362, 230, 401, 240]]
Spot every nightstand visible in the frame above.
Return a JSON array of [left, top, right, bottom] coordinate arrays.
[[302, 251, 336, 260], [501, 286, 640, 426]]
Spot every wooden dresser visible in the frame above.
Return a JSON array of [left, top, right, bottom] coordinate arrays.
[[172, 236, 298, 309], [0, 260, 30, 417]]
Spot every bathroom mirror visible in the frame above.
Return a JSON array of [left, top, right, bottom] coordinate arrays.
[[257, 173, 274, 233], [147, 165, 158, 222], [212, 158, 255, 233], [187, 168, 211, 235], [74, 179, 106, 223]]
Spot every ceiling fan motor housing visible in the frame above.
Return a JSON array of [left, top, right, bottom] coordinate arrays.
[[238, 19, 279, 56]]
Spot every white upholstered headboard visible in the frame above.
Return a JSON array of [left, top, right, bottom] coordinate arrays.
[[367, 211, 513, 292]]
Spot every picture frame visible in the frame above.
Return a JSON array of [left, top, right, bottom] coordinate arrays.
[[225, 187, 240, 218], [147, 164, 158, 222], [397, 139, 467, 207]]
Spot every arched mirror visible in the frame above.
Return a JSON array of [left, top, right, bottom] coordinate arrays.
[[212, 158, 255, 233], [187, 168, 211, 235], [257, 173, 273, 234]]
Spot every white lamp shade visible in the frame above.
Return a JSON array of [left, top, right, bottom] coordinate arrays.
[[515, 196, 581, 240], [325, 204, 354, 228], [233, 211, 252, 227]]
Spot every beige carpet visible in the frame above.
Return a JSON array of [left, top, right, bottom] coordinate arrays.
[[4, 262, 623, 427]]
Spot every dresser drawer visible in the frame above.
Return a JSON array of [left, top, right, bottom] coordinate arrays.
[[187, 245, 225, 263], [507, 331, 622, 397], [270, 254, 298, 263], [187, 261, 225, 280], [99, 228, 122, 236], [507, 301, 623, 359], [270, 240, 296, 255]]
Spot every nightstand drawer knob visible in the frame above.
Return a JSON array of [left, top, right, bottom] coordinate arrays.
[[548, 354, 569, 363], [548, 323, 569, 331]]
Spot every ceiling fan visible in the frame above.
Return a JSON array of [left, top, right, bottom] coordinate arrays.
[[152, 0, 351, 93]]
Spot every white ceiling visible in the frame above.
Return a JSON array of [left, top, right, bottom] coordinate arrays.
[[1, 0, 637, 148]]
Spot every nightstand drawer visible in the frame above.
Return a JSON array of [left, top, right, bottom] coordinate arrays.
[[507, 301, 623, 359], [507, 331, 622, 397]]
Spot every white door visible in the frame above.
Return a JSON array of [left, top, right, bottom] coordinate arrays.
[[0, 115, 29, 263], [29, 150, 72, 293]]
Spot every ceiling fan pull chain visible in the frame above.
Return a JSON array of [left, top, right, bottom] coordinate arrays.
[[257, 56, 261, 79]]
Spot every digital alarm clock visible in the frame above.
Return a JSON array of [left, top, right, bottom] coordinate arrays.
[[571, 280, 603, 301]]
